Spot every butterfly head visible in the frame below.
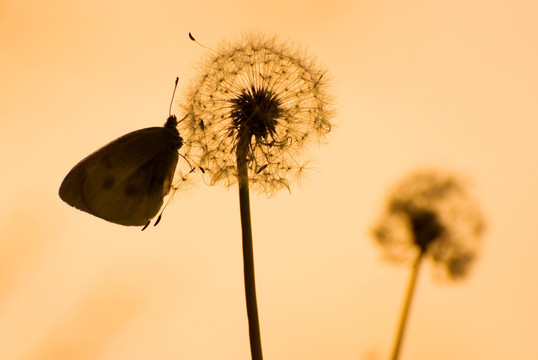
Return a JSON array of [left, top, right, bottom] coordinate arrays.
[[163, 115, 183, 150]]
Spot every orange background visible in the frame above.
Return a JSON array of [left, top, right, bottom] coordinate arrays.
[[1, 0, 537, 359]]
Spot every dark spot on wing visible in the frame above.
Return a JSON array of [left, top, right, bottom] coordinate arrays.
[[124, 183, 140, 197], [102, 175, 115, 189]]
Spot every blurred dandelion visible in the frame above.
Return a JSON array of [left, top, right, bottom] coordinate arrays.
[[371, 169, 485, 360], [181, 32, 334, 360]]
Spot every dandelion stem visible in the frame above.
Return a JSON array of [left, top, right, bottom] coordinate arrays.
[[389, 251, 424, 360], [236, 142, 263, 360]]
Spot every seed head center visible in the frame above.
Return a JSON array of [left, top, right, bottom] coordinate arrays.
[[409, 210, 444, 252], [230, 86, 283, 142]]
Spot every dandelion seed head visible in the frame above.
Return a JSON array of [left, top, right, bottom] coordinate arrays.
[[180, 32, 334, 194], [372, 169, 485, 281]]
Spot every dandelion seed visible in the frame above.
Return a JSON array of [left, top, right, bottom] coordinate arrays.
[[180, 32, 334, 194]]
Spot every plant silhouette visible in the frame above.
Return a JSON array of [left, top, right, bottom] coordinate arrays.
[[372, 169, 485, 360], [180, 32, 334, 360]]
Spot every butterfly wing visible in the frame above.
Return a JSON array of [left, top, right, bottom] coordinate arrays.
[[59, 125, 181, 226]]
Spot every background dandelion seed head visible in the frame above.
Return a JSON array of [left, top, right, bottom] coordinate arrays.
[[372, 169, 485, 281], [180, 32, 334, 194]]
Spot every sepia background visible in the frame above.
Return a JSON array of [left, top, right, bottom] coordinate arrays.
[[1, 0, 537, 359]]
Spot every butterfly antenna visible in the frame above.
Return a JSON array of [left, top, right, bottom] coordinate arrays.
[[189, 32, 217, 53], [169, 77, 179, 117], [177, 113, 188, 123]]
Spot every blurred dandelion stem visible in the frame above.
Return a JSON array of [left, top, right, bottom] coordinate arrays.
[[236, 139, 263, 360], [390, 252, 424, 360]]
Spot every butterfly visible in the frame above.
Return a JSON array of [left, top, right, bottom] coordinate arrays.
[[59, 115, 183, 229], [59, 78, 185, 230]]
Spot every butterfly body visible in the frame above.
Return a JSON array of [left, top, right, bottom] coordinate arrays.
[[59, 116, 182, 226]]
